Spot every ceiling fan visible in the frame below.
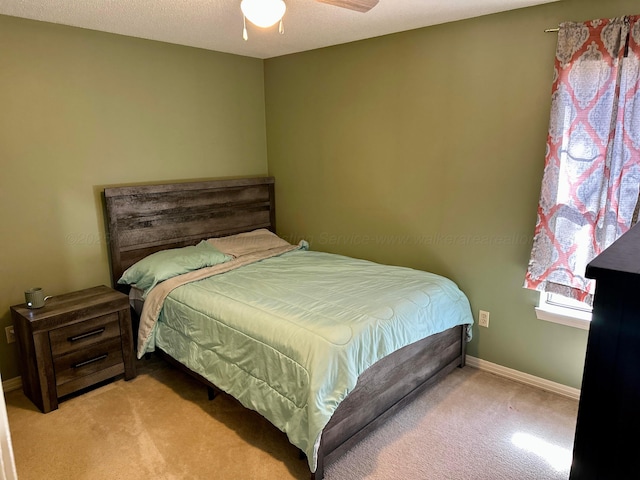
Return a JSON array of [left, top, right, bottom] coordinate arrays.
[[315, 0, 379, 13], [241, 0, 379, 40]]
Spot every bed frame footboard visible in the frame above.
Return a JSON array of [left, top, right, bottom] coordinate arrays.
[[311, 325, 465, 479]]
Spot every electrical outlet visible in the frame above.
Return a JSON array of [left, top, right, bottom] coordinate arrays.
[[5, 326, 15, 344], [479, 310, 490, 328]]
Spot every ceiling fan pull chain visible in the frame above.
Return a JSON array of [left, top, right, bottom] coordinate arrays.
[[242, 15, 248, 41], [279, 19, 284, 34]]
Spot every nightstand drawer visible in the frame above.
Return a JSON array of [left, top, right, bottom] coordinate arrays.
[[53, 337, 124, 387], [49, 313, 121, 357]]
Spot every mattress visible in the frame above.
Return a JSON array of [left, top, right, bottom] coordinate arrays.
[[143, 248, 474, 472]]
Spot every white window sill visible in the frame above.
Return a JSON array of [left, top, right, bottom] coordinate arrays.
[[535, 305, 591, 330]]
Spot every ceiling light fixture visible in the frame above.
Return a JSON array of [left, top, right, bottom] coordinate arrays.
[[241, 0, 286, 41]]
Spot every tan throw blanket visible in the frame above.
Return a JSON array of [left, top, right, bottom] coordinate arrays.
[[137, 229, 305, 357]]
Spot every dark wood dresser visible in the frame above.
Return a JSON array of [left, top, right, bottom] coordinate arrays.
[[10, 285, 136, 413], [569, 223, 640, 479]]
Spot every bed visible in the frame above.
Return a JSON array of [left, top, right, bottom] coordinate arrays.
[[103, 176, 473, 479]]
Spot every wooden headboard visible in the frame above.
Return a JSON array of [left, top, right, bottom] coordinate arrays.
[[103, 176, 275, 291]]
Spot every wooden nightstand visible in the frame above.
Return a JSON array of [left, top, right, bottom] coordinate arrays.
[[10, 285, 136, 413]]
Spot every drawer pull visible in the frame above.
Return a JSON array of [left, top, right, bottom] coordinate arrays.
[[68, 328, 105, 342], [73, 354, 108, 369]]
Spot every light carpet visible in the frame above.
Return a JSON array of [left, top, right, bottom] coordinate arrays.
[[4, 355, 578, 479]]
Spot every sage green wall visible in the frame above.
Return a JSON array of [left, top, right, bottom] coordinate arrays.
[[264, 0, 639, 389], [0, 16, 267, 379]]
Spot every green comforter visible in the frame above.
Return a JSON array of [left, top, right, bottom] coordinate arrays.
[[150, 249, 473, 472]]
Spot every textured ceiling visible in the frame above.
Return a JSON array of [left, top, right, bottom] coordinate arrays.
[[0, 0, 559, 59]]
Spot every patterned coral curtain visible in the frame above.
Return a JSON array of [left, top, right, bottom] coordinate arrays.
[[524, 15, 640, 304]]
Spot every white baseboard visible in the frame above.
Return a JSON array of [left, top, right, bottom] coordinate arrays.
[[465, 355, 580, 401], [2, 377, 22, 393]]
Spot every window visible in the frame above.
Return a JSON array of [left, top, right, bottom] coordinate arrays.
[[535, 292, 591, 330]]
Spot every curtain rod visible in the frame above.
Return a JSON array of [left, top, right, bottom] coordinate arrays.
[[545, 27, 559, 33]]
